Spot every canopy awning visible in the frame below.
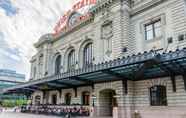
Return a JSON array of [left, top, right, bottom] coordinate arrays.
[[2, 48, 186, 94]]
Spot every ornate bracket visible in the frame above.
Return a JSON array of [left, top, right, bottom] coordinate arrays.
[[57, 89, 62, 98], [171, 75, 176, 92]]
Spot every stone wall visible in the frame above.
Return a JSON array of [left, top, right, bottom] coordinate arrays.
[[133, 76, 186, 118], [31, 75, 186, 118]]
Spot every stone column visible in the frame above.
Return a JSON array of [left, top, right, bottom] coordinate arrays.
[[120, 0, 132, 57]]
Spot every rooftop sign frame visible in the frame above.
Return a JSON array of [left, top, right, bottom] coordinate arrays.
[[53, 0, 97, 37]]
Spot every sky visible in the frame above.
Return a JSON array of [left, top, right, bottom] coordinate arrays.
[[0, 0, 75, 80]]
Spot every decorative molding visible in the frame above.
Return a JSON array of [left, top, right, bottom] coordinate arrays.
[[101, 20, 113, 39], [131, 0, 167, 16]]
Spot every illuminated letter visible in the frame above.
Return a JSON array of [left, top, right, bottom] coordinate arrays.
[[90, 0, 96, 4]]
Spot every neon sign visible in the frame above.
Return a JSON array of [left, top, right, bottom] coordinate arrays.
[[53, 0, 97, 37]]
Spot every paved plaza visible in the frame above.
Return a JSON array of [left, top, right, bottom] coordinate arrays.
[[0, 111, 111, 118], [0, 112, 61, 118]]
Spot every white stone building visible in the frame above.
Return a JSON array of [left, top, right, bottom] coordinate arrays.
[[3, 0, 186, 118]]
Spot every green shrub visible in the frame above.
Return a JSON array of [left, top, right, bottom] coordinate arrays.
[[2, 99, 28, 107]]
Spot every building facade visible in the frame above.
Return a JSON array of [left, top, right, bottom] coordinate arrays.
[[4, 0, 186, 118], [0, 69, 25, 100]]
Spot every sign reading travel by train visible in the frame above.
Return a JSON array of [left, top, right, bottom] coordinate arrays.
[[53, 0, 97, 37]]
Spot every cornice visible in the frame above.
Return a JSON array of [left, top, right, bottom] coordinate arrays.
[[130, 0, 167, 16], [34, 34, 53, 48], [90, 0, 116, 13]]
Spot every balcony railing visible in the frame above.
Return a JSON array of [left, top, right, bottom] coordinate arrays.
[[21, 104, 90, 117]]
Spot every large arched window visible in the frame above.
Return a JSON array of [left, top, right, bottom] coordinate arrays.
[[82, 91, 90, 105], [55, 55, 61, 74], [83, 43, 93, 67], [68, 50, 75, 71], [65, 93, 72, 105], [150, 85, 167, 106]]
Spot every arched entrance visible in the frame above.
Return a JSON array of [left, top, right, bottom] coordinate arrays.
[[65, 93, 72, 105], [99, 89, 117, 116], [35, 95, 41, 105], [51, 94, 57, 105]]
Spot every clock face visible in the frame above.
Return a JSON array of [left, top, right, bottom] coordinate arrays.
[[68, 12, 82, 27]]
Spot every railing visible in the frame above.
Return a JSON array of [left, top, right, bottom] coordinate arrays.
[[21, 104, 90, 117]]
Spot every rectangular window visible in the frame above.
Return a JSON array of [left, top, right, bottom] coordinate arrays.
[[150, 86, 167, 106], [145, 19, 162, 40]]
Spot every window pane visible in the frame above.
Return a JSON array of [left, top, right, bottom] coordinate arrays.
[[55, 55, 61, 74], [68, 50, 75, 71], [154, 21, 161, 28], [146, 30, 153, 40], [146, 24, 153, 31], [83, 43, 93, 67], [150, 86, 167, 106], [145, 20, 162, 40], [155, 27, 162, 37], [145, 24, 153, 40]]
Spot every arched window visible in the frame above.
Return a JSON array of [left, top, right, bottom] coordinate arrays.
[[83, 43, 93, 67], [68, 50, 75, 71], [55, 55, 61, 74], [150, 85, 167, 106], [82, 91, 90, 105], [65, 93, 72, 105]]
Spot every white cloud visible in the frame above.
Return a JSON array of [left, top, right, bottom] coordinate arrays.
[[0, 0, 75, 80]]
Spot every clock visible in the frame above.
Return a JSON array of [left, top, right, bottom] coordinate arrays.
[[68, 12, 82, 27]]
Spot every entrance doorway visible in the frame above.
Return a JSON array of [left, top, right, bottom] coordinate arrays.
[[52, 94, 57, 105], [35, 95, 41, 105], [99, 89, 117, 116], [65, 93, 72, 105]]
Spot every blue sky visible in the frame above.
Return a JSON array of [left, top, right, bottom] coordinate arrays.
[[0, 0, 17, 16], [0, 0, 75, 80]]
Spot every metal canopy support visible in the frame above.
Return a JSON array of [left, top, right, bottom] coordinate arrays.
[[158, 63, 177, 92], [71, 76, 94, 85], [74, 87, 77, 97], [182, 74, 186, 91], [57, 89, 62, 98], [23, 87, 37, 92], [55, 80, 75, 87], [91, 84, 95, 91], [42, 90, 46, 100], [122, 80, 128, 94], [171, 75, 176, 92], [172, 61, 185, 75], [39, 83, 63, 90], [135, 60, 156, 80], [102, 69, 129, 80], [32, 85, 42, 89], [47, 82, 65, 88], [28, 86, 42, 91]]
